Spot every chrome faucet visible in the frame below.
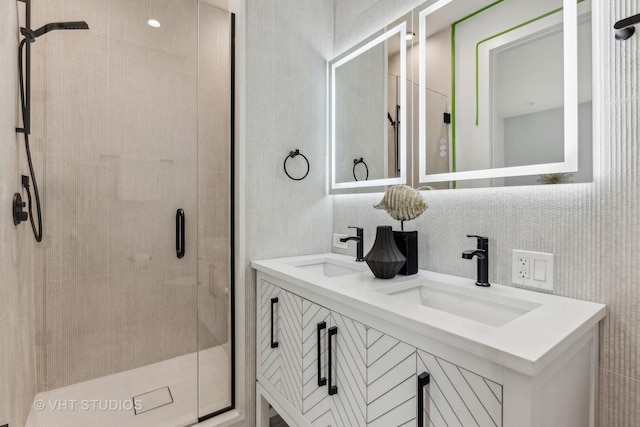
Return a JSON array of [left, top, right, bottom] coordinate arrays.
[[340, 226, 364, 262], [462, 235, 490, 287]]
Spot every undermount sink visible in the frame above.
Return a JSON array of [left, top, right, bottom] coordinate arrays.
[[291, 258, 364, 278], [378, 278, 541, 327]]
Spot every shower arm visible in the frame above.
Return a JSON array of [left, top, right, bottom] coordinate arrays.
[[15, 0, 88, 135], [13, 0, 88, 243], [16, 0, 31, 135]]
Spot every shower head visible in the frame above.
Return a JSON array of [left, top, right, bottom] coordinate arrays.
[[614, 13, 640, 41], [21, 21, 89, 41]]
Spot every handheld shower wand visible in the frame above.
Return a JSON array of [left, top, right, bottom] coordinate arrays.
[[16, 18, 89, 242]]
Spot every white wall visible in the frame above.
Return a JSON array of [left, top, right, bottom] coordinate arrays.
[[238, 0, 334, 424], [0, 1, 37, 426], [332, 0, 640, 425], [504, 102, 593, 186]]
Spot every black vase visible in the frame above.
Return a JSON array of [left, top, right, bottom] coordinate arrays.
[[364, 226, 407, 279]]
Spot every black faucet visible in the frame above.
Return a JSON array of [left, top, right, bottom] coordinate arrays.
[[462, 235, 490, 287], [340, 226, 364, 262]]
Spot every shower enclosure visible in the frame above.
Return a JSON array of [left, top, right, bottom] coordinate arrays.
[[22, 0, 234, 425]]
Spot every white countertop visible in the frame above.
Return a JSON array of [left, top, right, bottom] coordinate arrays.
[[252, 253, 606, 377]]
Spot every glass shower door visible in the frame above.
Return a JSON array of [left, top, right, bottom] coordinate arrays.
[[28, 0, 234, 425], [196, 2, 234, 420]]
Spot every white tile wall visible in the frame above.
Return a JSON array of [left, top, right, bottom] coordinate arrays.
[[28, 0, 231, 397], [0, 1, 37, 426], [331, 0, 640, 425], [241, 0, 334, 424]]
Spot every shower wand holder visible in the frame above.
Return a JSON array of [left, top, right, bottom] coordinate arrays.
[[13, 193, 28, 226]]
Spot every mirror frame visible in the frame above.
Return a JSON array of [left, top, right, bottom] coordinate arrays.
[[330, 22, 408, 190], [418, 0, 580, 184]]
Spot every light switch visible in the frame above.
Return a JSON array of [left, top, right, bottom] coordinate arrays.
[[533, 259, 546, 281]]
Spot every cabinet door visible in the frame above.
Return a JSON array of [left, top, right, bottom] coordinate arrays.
[[366, 328, 416, 427], [330, 311, 368, 427], [258, 278, 303, 411], [416, 349, 503, 427], [300, 307, 368, 427], [301, 300, 333, 425]]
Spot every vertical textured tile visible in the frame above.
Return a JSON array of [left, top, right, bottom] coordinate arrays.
[[330, 1, 640, 426], [0, 0, 37, 425], [600, 369, 640, 426], [27, 0, 203, 397], [243, 0, 334, 423]]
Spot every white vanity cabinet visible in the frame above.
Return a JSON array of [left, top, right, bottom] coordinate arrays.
[[254, 254, 604, 427], [365, 329, 416, 426], [259, 276, 371, 426], [416, 349, 502, 427], [302, 303, 368, 426], [258, 278, 303, 411], [257, 273, 505, 427]]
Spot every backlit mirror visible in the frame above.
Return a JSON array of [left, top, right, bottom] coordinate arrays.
[[330, 21, 408, 190], [416, 0, 592, 188]]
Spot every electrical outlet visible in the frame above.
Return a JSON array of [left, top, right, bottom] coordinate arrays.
[[332, 233, 348, 249], [517, 257, 530, 279], [512, 250, 554, 290]]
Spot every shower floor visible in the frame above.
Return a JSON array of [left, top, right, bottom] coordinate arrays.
[[25, 345, 230, 427]]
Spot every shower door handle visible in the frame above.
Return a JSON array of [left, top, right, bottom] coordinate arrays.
[[176, 209, 185, 259]]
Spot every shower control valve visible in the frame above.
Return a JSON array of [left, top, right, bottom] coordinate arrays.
[[13, 193, 28, 226]]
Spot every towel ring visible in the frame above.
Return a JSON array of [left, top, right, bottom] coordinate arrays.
[[353, 158, 369, 181], [284, 149, 310, 181]]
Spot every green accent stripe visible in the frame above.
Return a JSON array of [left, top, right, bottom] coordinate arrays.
[[473, 0, 585, 125], [474, 6, 564, 125], [453, 0, 505, 26], [450, 0, 504, 176]]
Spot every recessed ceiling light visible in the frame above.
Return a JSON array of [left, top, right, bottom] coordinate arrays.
[[148, 19, 161, 28], [406, 32, 415, 41]]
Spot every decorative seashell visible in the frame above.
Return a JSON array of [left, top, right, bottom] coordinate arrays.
[[374, 185, 428, 222]]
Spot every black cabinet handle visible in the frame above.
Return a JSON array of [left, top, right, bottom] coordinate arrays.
[[176, 209, 185, 259], [328, 326, 338, 395], [317, 321, 327, 387], [417, 371, 431, 426], [270, 297, 279, 348]]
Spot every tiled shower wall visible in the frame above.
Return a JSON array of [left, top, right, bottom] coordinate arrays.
[[331, 0, 640, 425], [29, 0, 231, 393], [0, 2, 37, 426]]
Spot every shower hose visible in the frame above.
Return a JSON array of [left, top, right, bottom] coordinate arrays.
[[18, 37, 43, 242]]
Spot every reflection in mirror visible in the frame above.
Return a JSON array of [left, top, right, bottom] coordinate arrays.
[[417, 0, 592, 188], [331, 22, 407, 190]]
